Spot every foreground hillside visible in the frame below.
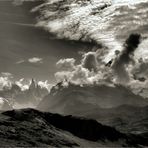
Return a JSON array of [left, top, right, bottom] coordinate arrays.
[[76, 105, 148, 134], [1, 108, 148, 147]]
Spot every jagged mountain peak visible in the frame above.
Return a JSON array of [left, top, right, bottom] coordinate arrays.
[[29, 78, 37, 90]]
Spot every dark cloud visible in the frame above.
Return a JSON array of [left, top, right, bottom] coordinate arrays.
[[82, 52, 98, 72], [112, 34, 141, 84]]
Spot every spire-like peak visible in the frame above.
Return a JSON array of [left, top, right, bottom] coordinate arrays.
[[29, 78, 36, 90]]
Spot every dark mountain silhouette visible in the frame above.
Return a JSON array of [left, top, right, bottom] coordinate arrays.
[[1, 108, 148, 147]]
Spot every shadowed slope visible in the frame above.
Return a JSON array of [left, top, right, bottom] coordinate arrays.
[[0, 108, 146, 147]]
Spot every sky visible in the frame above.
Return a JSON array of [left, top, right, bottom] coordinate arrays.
[[113, 0, 147, 4], [0, 0, 148, 97], [0, 0, 84, 84]]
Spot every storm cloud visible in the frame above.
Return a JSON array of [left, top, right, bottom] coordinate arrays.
[[112, 34, 141, 84]]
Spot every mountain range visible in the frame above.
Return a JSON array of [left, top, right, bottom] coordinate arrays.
[[37, 82, 148, 137], [38, 82, 148, 113], [0, 79, 48, 110]]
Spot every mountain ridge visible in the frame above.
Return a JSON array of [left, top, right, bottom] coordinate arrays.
[[38, 82, 148, 113], [1, 108, 148, 147]]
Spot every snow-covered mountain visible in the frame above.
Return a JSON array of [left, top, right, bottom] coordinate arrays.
[[0, 79, 48, 110], [13, 79, 49, 106]]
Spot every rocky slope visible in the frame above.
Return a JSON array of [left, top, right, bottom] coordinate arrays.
[[76, 104, 148, 134], [0, 108, 148, 147]]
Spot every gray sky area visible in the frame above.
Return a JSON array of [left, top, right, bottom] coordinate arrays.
[[0, 1, 84, 83]]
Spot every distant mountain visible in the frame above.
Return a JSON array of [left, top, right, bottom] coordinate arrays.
[[14, 79, 49, 106], [0, 97, 13, 111], [38, 82, 148, 114], [0, 108, 148, 147], [0, 79, 48, 110]]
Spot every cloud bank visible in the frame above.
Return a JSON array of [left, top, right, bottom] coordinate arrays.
[[55, 34, 148, 99], [12, 0, 148, 98], [32, 0, 148, 62]]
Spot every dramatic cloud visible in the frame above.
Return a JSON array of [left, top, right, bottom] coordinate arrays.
[[32, 0, 148, 63], [112, 34, 141, 84], [56, 58, 76, 71], [11, 0, 148, 97], [55, 50, 112, 85], [54, 33, 148, 99], [28, 57, 43, 64], [82, 52, 98, 72]]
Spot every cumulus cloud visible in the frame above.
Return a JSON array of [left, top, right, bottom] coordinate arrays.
[[54, 33, 148, 98], [55, 49, 113, 85], [28, 57, 43, 64], [15, 78, 29, 91], [56, 58, 76, 71], [38, 80, 52, 91], [132, 58, 148, 81]]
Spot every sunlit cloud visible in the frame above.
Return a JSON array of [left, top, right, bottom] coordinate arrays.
[[28, 57, 43, 64], [38, 80, 52, 91]]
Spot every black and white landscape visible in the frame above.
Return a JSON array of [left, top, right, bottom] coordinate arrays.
[[0, 0, 148, 147]]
